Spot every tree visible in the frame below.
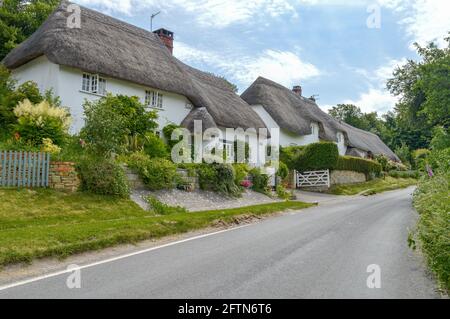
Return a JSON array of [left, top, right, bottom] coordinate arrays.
[[387, 35, 450, 150], [328, 104, 370, 130], [81, 94, 158, 156], [0, 0, 59, 60]]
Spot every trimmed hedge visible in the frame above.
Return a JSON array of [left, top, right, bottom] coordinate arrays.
[[295, 142, 339, 171], [336, 156, 382, 176], [389, 170, 420, 179], [280, 146, 305, 169]]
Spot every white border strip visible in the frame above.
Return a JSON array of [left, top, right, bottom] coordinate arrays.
[[0, 225, 250, 292]]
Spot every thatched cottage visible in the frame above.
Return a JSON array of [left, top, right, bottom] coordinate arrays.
[[1, 1, 267, 145], [2, 1, 398, 162], [241, 77, 399, 161]]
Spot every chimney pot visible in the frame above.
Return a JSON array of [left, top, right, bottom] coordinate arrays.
[[292, 85, 302, 96], [153, 28, 174, 55]]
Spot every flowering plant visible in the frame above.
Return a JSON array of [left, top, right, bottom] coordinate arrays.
[[240, 180, 253, 188]]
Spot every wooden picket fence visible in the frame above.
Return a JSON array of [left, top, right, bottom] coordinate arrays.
[[0, 151, 51, 188]]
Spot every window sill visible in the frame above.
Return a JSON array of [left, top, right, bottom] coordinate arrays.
[[79, 90, 107, 98], [145, 106, 165, 111]]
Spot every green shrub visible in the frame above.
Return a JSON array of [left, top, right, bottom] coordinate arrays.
[[13, 99, 70, 146], [250, 168, 270, 194], [388, 170, 420, 179], [280, 146, 305, 169], [163, 124, 183, 149], [395, 142, 412, 167], [215, 164, 241, 197], [412, 149, 431, 170], [276, 185, 291, 200], [336, 156, 382, 176], [82, 94, 158, 156], [295, 142, 339, 171], [197, 164, 241, 197], [127, 154, 178, 191], [144, 132, 169, 159], [233, 163, 250, 185], [77, 157, 129, 197], [277, 162, 289, 180], [431, 126, 450, 151], [145, 196, 188, 215], [413, 171, 450, 292], [428, 147, 450, 174], [375, 155, 389, 172]]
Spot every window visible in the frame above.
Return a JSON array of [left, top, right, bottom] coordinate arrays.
[[223, 141, 234, 160], [311, 124, 315, 135], [145, 90, 164, 109], [98, 78, 107, 96], [82, 74, 90, 92], [81, 73, 107, 96]]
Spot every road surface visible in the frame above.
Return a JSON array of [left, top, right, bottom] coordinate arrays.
[[0, 187, 440, 299]]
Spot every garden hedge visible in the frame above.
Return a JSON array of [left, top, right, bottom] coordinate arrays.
[[336, 156, 382, 176], [295, 142, 339, 171]]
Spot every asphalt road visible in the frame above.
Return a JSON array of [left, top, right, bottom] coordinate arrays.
[[0, 187, 440, 299]]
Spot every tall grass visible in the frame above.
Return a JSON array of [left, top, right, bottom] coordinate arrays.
[[413, 173, 450, 292]]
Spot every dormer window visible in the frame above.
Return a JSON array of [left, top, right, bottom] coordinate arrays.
[[145, 90, 164, 109], [81, 73, 107, 96]]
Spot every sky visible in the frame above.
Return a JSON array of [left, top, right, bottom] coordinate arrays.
[[74, 0, 450, 114]]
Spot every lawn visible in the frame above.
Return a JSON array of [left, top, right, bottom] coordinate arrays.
[[0, 188, 314, 266], [328, 176, 418, 196]]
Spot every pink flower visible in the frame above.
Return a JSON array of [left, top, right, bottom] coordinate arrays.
[[241, 180, 253, 188]]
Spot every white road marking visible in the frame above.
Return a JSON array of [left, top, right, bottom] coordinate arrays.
[[0, 225, 251, 292]]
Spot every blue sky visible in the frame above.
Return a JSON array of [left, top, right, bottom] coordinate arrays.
[[74, 0, 450, 114]]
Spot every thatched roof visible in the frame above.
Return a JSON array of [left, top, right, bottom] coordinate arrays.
[[2, 1, 267, 132], [181, 107, 217, 132], [241, 77, 399, 161]]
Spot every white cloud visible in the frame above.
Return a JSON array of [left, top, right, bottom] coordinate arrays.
[[339, 58, 406, 113], [353, 58, 407, 83], [75, 0, 298, 27], [380, 0, 450, 48], [343, 87, 398, 113], [175, 42, 321, 90]]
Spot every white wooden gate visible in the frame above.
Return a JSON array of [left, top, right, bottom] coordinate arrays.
[[296, 170, 330, 188]]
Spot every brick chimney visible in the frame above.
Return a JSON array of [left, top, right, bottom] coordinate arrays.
[[153, 28, 174, 54], [292, 85, 302, 96]]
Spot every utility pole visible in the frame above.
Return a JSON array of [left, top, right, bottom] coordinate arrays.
[[150, 11, 161, 31]]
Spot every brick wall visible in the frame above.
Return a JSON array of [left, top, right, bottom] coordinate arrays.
[[49, 162, 80, 192]]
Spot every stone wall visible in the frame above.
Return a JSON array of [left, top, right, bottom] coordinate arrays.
[[123, 165, 146, 190], [330, 170, 366, 185], [49, 162, 80, 192], [176, 169, 199, 192]]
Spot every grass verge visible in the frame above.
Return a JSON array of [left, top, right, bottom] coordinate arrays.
[[0, 188, 314, 267], [413, 173, 450, 293], [327, 176, 417, 196]]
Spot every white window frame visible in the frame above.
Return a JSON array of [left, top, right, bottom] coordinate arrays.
[[81, 73, 107, 96], [145, 90, 164, 109]]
